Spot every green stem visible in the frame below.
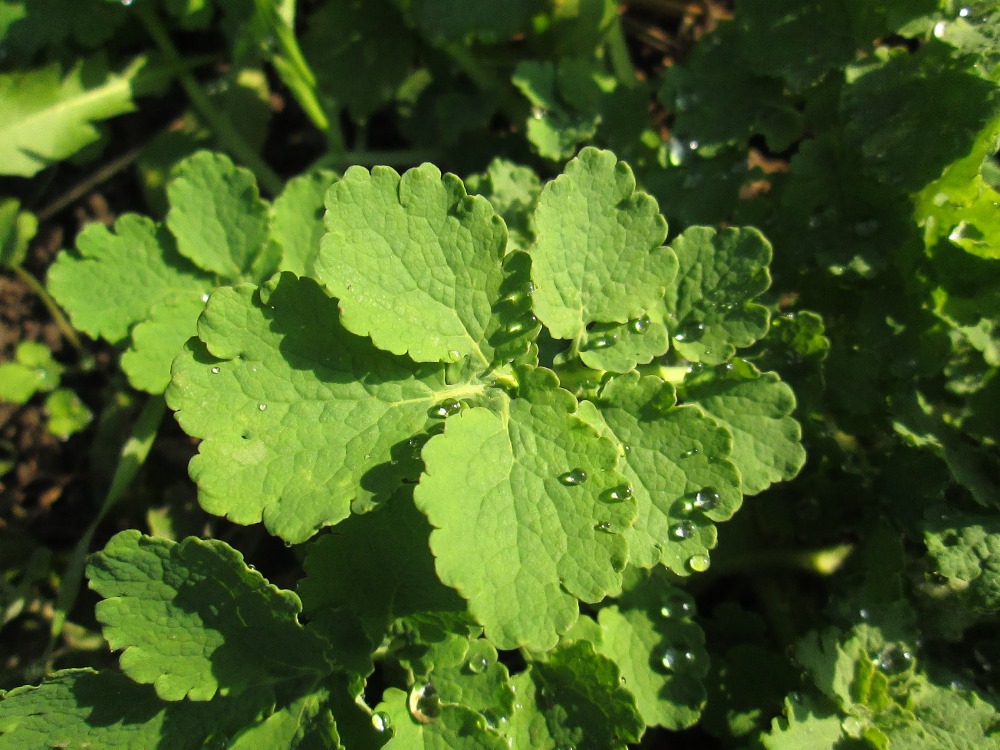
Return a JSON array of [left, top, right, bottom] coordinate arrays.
[[606, 11, 639, 89], [135, 5, 283, 195], [710, 543, 855, 579], [12, 266, 84, 353], [44, 395, 166, 670]]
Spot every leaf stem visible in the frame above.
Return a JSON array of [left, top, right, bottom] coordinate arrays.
[[135, 5, 283, 195], [44, 394, 166, 670], [11, 266, 84, 353]]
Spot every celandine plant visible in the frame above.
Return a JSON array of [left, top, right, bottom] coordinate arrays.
[[0, 147, 805, 747]]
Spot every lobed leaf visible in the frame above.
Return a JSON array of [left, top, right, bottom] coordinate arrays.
[[531, 147, 677, 342], [87, 530, 331, 701], [665, 226, 772, 365], [682, 362, 806, 495], [166, 151, 274, 280], [317, 163, 523, 367], [414, 366, 633, 650], [583, 373, 742, 572], [167, 273, 462, 543]]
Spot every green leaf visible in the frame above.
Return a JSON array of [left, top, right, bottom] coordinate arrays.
[[597, 575, 708, 729], [512, 60, 603, 161], [47, 214, 212, 346], [0, 54, 146, 177], [0, 199, 37, 268], [506, 641, 644, 749], [44, 388, 92, 439], [272, 168, 337, 277], [301, 0, 415, 119], [298, 488, 466, 641], [316, 163, 524, 367], [0, 669, 267, 749], [375, 686, 507, 749], [665, 226, 772, 365], [121, 295, 211, 394], [887, 681, 1000, 750], [166, 151, 274, 280], [530, 148, 677, 343], [87, 530, 332, 701], [682, 362, 805, 495], [414, 366, 633, 650], [760, 694, 844, 750], [0, 341, 62, 404], [924, 508, 1000, 613], [577, 315, 672, 374], [584, 373, 742, 572], [166, 272, 462, 543], [465, 158, 542, 253]]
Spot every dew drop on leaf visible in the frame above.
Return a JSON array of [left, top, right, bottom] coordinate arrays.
[[674, 321, 706, 343], [467, 655, 489, 674], [671, 520, 696, 539], [558, 469, 588, 486], [602, 484, 633, 503], [660, 591, 696, 619], [679, 448, 699, 459], [429, 398, 462, 419], [959, 6, 971, 17], [688, 554, 711, 572], [257, 403, 267, 411], [448, 350, 461, 360], [210, 366, 220, 374], [693, 488, 720, 512], [595, 521, 612, 532], [630, 315, 651, 334], [408, 682, 441, 724], [589, 334, 617, 349], [874, 645, 914, 675], [372, 711, 391, 732]]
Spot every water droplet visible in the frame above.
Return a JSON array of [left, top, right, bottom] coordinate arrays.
[[660, 591, 695, 619], [630, 315, 651, 334], [531, 106, 546, 120], [949, 220, 973, 243], [688, 554, 711, 572], [661, 648, 682, 671], [467, 655, 489, 674], [687, 362, 705, 375], [589, 334, 617, 349], [623, 444, 633, 453], [671, 520, 696, 539], [679, 448, 699, 459], [693, 488, 720, 512], [526, 282, 535, 295], [674, 321, 705, 343], [372, 711, 391, 732], [408, 682, 441, 724], [448, 350, 461, 360], [602, 484, 633, 503], [934, 20, 947, 37], [959, 6, 971, 18], [595, 521, 612, 532], [429, 398, 462, 419], [841, 716, 863, 736], [210, 366, 220, 374], [558, 469, 588, 486], [668, 137, 687, 165], [200, 293, 210, 302], [258, 403, 267, 411], [874, 646, 914, 675], [858, 608, 870, 621], [688, 140, 699, 151]]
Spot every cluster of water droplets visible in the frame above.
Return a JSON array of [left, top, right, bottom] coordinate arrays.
[[558, 468, 588, 486], [429, 398, 464, 419]]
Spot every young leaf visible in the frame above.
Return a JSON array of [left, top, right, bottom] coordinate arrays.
[[47, 214, 212, 347], [665, 226, 772, 365], [530, 147, 677, 350], [682, 362, 806, 495], [0, 54, 148, 177], [316, 163, 526, 367], [271, 168, 337, 277], [0, 341, 63, 405], [87, 530, 332, 701], [166, 272, 460, 543], [414, 366, 634, 650], [582, 373, 742, 572]]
